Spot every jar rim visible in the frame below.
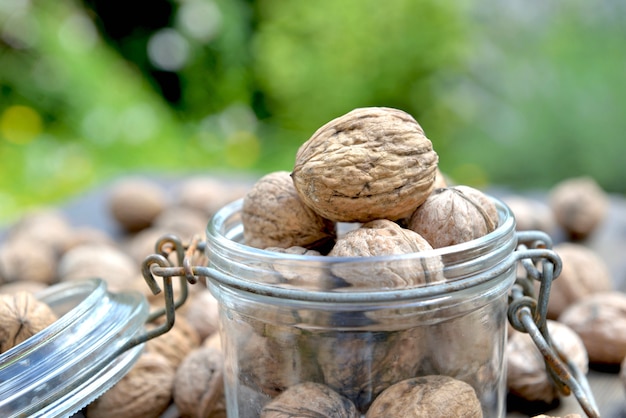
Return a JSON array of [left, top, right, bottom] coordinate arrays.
[[204, 196, 518, 302], [208, 197, 516, 263]]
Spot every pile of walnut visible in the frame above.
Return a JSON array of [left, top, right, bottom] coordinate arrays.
[[0, 175, 249, 418], [0, 106, 622, 417]]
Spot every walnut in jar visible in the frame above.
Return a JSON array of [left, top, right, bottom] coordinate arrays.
[[558, 291, 626, 364], [328, 219, 444, 290], [0, 291, 58, 353], [506, 320, 588, 404], [173, 346, 226, 418], [407, 185, 498, 249], [242, 171, 336, 252], [292, 107, 439, 223], [260, 382, 359, 418], [316, 328, 424, 413], [365, 375, 483, 418]]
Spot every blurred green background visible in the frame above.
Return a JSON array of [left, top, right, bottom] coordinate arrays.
[[1, 0, 624, 225]]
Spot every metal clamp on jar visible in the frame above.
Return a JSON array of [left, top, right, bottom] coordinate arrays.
[[137, 197, 600, 418]]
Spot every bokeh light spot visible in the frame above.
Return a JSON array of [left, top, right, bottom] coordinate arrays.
[[147, 28, 190, 71], [0, 105, 43, 144], [176, 0, 222, 42]]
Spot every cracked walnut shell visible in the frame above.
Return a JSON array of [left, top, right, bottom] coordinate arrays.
[[292, 107, 438, 223], [0, 291, 57, 354], [407, 186, 498, 249]]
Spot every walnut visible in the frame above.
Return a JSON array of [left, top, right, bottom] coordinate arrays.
[[317, 328, 424, 413], [545, 243, 613, 319], [242, 171, 336, 252], [239, 329, 322, 399], [175, 175, 250, 217], [86, 352, 175, 418], [0, 291, 58, 353], [549, 176, 609, 240], [173, 346, 226, 418], [260, 382, 359, 418], [0, 237, 57, 284], [108, 178, 167, 233], [145, 315, 201, 370], [182, 289, 220, 341], [292, 107, 438, 223], [558, 291, 626, 364], [407, 186, 498, 249], [502, 195, 556, 234], [261, 246, 331, 290], [328, 219, 444, 289], [152, 206, 208, 242], [4, 209, 73, 254], [0, 280, 48, 295], [420, 307, 506, 399], [365, 375, 483, 418], [57, 244, 138, 292], [506, 320, 588, 404]]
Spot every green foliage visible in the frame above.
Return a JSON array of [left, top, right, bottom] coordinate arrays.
[[1, 0, 626, 225]]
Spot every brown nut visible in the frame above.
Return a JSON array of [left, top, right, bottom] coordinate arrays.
[[506, 320, 588, 404], [365, 375, 483, 418], [292, 107, 438, 223], [242, 171, 336, 252], [260, 382, 359, 418], [86, 352, 175, 418], [545, 243, 613, 319], [0, 291, 58, 353], [328, 219, 444, 289], [175, 175, 250, 217], [502, 195, 556, 234], [0, 237, 58, 285], [317, 328, 423, 413], [173, 346, 226, 418], [145, 315, 201, 370], [182, 289, 220, 341], [559, 291, 626, 364], [108, 178, 167, 233], [57, 244, 138, 293], [549, 176, 609, 240], [407, 186, 498, 249]]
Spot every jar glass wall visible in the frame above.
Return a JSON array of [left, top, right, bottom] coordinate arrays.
[[206, 198, 517, 418]]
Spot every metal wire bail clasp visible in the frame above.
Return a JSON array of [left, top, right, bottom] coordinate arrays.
[[509, 231, 600, 418]]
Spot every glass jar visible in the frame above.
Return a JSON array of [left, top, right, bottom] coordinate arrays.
[[205, 198, 518, 418], [0, 278, 149, 418]]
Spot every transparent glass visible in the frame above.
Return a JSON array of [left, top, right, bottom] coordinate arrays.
[[206, 198, 518, 418], [0, 278, 149, 418]]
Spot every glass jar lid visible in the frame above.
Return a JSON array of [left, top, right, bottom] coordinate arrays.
[[0, 278, 149, 418]]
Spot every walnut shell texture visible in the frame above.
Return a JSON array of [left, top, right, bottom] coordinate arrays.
[[506, 320, 588, 403], [0, 291, 57, 353], [173, 346, 226, 418], [292, 107, 438, 223], [546, 243, 613, 319], [317, 329, 423, 413], [86, 352, 175, 418], [145, 315, 201, 370], [328, 219, 444, 289], [558, 291, 626, 364], [242, 171, 336, 251], [260, 382, 359, 418], [365, 375, 483, 418], [407, 186, 498, 249]]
